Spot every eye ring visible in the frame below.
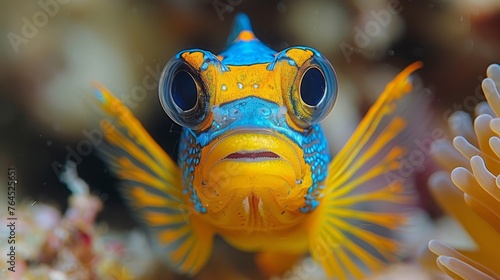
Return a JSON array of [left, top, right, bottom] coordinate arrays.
[[159, 58, 209, 129]]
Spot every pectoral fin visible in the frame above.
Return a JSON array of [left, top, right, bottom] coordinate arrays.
[[308, 62, 425, 279], [91, 84, 213, 275]]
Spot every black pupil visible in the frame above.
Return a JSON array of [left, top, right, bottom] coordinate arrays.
[[300, 67, 326, 106], [171, 70, 197, 111]]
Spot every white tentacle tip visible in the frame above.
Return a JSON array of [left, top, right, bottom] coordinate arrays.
[[486, 64, 500, 82]]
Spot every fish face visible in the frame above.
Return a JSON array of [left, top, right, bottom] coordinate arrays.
[[159, 22, 337, 230]]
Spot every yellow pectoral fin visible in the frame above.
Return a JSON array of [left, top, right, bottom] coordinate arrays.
[[90, 84, 213, 275], [308, 62, 425, 278], [154, 213, 214, 274]]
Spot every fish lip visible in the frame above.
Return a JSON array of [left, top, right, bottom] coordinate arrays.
[[202, 128, 303, 181], [207, 128, 297, 164], [223, 150, 281, 161]]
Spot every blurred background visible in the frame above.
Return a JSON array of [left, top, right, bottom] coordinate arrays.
[[1, 0, 499, 279]]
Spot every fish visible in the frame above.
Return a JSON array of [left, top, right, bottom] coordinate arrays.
[[92, 13, 424, 279]]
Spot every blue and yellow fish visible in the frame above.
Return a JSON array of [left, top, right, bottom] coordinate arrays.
[[93, 13, 422, 279]]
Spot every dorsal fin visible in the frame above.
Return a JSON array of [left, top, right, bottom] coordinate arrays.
[[226, 13, 257, 46], [220, 13, 275, 66]]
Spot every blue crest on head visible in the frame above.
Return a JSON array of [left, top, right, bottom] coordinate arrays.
[[219, 13, 276, 66]]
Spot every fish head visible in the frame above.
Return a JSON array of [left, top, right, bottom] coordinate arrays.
[[159, 14, 337, 217]]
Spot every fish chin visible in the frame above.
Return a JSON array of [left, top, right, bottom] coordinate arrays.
[[195, 165, 305, 230]]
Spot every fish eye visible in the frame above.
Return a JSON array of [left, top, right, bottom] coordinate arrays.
[[299, 67, 326, 107], [278, 47, 338, 128], [171, 70, 198, 111], [159, 58, 208, 129]]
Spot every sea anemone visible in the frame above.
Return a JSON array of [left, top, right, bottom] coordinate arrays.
[[427, 64, 500, 279]]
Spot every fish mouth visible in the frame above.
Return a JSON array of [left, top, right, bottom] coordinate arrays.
[[223, 150, 280, 161], [201, 129, 303, 189]]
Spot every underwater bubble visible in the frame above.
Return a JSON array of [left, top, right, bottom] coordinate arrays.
[[135, 54, 144, 64], [280, 41, 289, 49], [277, 2, 287, 13], [100, 193, 109, 201], [465, 39, 474, 51]]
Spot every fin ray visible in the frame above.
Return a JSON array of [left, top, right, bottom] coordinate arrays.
[[90, 84, 213, 275], [309, 62, 425, 278]]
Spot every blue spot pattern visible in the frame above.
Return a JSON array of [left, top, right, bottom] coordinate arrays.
[[299, 124, 331, 213], [178, 129, 206, 213], [94, 89, 105, 102]]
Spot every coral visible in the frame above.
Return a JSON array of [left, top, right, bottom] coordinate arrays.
[[427, 64, 500, 279], [0, 162, 147, 280]]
